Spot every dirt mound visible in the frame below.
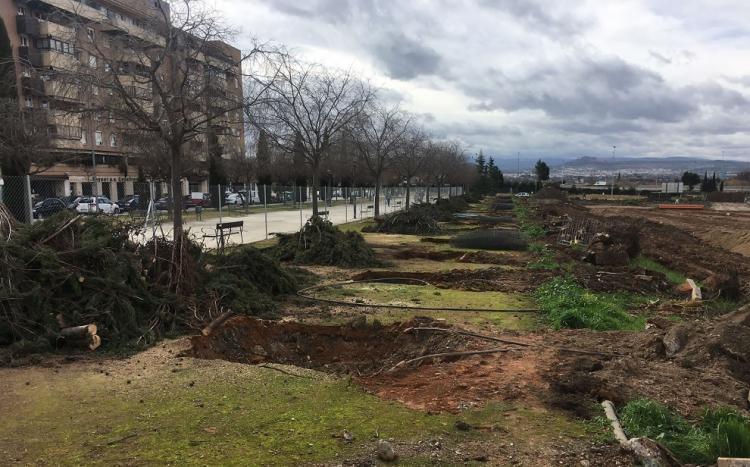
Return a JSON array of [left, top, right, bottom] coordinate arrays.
[[583, 229, 640, 267], [544, 306, 750, 418], [189, 316, 466, 375]]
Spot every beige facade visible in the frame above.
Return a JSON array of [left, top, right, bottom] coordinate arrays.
[[3, 0, 246, 200]]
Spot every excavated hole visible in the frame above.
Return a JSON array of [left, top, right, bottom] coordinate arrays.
[[188, 316, 467, 375]]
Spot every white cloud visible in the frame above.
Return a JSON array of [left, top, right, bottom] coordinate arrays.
[[214, 0, 750, 161]]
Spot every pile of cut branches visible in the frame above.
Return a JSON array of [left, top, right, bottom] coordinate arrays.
[[275, 216, 378, 267], [363, 207, 442, 235], [0, 210, 297, 355]]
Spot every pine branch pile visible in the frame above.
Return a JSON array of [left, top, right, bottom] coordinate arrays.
[[275, 216, 378, 267], [363, 208, 442, 235], [0, 211, 297, 356]]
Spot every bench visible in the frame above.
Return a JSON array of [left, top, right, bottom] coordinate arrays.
[[204, 220, 244, 251]]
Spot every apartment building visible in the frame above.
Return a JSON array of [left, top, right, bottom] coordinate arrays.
[[1, 0, 245, 200]]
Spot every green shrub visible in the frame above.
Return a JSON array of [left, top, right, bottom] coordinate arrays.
[[620, 399, 750, 465], [533, 277, 645, 330], [631, 256, 686, 285]]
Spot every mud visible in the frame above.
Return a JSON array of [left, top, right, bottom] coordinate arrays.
[[188, 316, 467, 376]]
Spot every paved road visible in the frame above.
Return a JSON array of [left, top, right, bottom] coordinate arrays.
[[138, 191, 457, 248]]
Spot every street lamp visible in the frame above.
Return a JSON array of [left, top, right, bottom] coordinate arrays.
[[610, 145, 616, 196]]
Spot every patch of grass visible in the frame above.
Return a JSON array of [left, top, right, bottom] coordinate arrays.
[[631, 256, 686, 285], [527, 243, 560, 270], [0, 362, 460, 465], [620, 399, 750, 465], [317, 283, 535, 311], [513, 202, 546, 239], [533, 277, 646, 330]]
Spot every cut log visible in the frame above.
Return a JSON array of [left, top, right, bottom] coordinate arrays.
[[201, 311, 233, 336], [64, 334, 101, 351], [60, 324, 97, 340], [601, 400, 682, 467]]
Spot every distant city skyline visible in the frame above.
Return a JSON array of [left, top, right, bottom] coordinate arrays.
[[218, 0, 750, 160]]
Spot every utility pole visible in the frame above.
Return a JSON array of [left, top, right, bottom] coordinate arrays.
[[92, 147, 98, 213], [610, 145, 616, 196]]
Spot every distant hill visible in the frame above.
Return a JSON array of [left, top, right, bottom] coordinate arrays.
[[555, 156, 749, 174]]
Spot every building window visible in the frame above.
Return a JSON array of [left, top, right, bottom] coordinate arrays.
[[20, 35, 29, 47], [104, 62, 111, 72], [17, 6, 26, 15], [102, 35, 111, 48], [25, 96, 33, 108], [89, 55, 97, 68], [81, 130, 87, 144], [87, 28, 95, 42], [110, 133, 118, 147], [95, 130, 103, 146], [41, 100, 49, 109], [93, 85, 99, 95]]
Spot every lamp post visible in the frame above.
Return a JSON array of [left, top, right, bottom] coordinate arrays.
[[610, 145, 616, 196]]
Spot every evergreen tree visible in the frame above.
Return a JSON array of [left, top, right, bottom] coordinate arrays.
[[534, 159, 550, 182]]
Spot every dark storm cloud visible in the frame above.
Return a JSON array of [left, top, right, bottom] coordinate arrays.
[[263, 0, 367, 23], [465, 56, 696, 122], [477, 0, 589, 38], [371, 32, 442, 80]]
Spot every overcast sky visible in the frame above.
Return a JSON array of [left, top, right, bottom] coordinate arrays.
[[213, 0, 750, 161]]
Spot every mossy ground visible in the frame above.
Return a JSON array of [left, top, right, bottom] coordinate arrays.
[[316, 283, 534, 311], [0, 344, 599, 465]]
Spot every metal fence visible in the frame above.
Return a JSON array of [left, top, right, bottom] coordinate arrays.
[[1, 176, 464, 248]]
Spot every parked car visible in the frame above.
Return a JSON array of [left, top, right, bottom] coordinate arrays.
[[184, 193, 211, 209], [116, 195, 143, 213], [514, 192, 530, 198], [72, 196, 119, 214], [154, 194, 210, 211], [154, 197, 171, 211], [33, 198, 67, 219], [224, 192, 245, 205]]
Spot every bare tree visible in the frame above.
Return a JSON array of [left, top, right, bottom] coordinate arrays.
[[351, 103, 409, 216], [250, 56, 373, 215], [393, 125, 429, 210], [0, 99, 58, 176], [52, 0, 274, 242]]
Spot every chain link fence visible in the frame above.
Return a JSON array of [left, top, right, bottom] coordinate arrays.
[[0, 176, 464, 248]]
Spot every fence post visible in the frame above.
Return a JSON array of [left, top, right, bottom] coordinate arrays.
[[299, 186, 303, 229], [263, 184, 268, 240], [24, 175, 33, 223], [218, 184, 223, 224]]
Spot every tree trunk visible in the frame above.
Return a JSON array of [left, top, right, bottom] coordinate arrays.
[[311, 169, 319, 216], [405, 183, 411, 210], [170, 145, 184, 240], [374, 179, 381, 217]]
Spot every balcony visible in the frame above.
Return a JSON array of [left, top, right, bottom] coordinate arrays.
[[38, 20, 76, 40], [37, 50, 79, 71], [49, 124, 83, 140], [16, 15, 40, 36], [46, 109, 81, 128], [45, 79, 80, 101]]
